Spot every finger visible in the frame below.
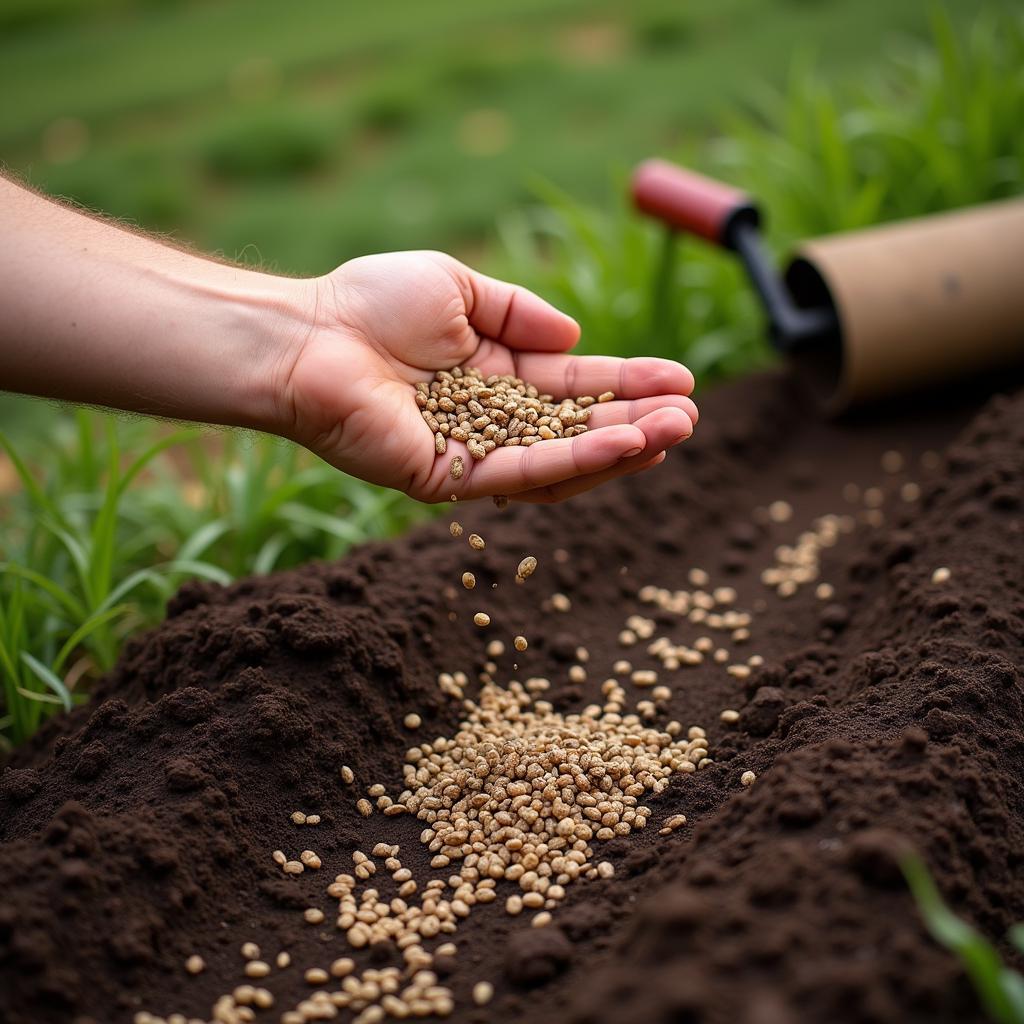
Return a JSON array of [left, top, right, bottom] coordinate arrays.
[[584, 393, 700, 428], [451, 422, 647, 499], [510, 405, 689, 503], [453, 262, 580, 352], [514, 451, 668, 504], [454, 405, 691, 501], [508, 353, 695, 401]]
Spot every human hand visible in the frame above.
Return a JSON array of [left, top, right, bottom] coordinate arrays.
[[276, 251, 697, 503]]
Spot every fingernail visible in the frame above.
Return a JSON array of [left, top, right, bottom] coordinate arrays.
[[621, 446, 644, 460]]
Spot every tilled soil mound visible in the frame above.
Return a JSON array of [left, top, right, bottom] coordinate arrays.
[[2, 369, 1023, 1024]]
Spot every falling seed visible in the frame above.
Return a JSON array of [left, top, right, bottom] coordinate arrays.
[[486, 640, 505, 658], [550, 593, 571, 612], [881, 450, 904, 473], [932, 567, 951, 584], [741, 770, 757, 787], [815, 583, 834, 601], [473, 981, 494, 1006], [449, 522, 464, 537], [513, 635, 528, 652], [473, 612, 491, 627], [449, 457, 464, 480], [404, 713, 422, 729], [768, 500, 793, 523], [516, 556, 538, 580], [185, 955, 205, 975], [462, 572, 476, 590], [468, 534, 485, 550]]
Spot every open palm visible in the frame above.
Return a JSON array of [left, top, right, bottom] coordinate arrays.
[[279, 251, 697, 503]]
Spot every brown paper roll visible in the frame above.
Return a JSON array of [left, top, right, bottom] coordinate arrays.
[[783, 198, 1024, 413]]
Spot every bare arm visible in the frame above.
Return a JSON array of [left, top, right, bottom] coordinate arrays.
[[0, 176, 698, 503]]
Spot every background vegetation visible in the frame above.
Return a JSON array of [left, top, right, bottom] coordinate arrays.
[[1, 1, 1022, 751]]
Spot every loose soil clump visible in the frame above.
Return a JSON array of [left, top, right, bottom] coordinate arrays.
[[2, 369, 1023, 1024]]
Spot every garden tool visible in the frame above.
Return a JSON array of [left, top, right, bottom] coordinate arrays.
[[631, 159, 1024, 414]]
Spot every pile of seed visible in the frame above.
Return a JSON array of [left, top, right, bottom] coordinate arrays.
[[415, 366, 614, 477]]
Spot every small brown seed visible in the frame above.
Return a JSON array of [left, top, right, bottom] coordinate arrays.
[[449, 456, 464, 480], [932, 566, 951, 584], [741, 770, 757, 787], [598, 391, 615, 403], [305, 968, 329, 986], [462, 572, 476, 590], [720, 709, 740, 724], [472, 981, 494, 1006], [449, 522, 463, 537], [245, 961, 271, 979], [516, 556, 538, 580], [473, 612, 491, 627], [304, 908, 325, 925], [404, 713, 422, 729], [356, 799, 373, 817], [513, 635, 528, 652], [435, 433, 447, 455], [290, 811, 307, 825], [468, 534, 485, 551], [185, 955, 205, 975]]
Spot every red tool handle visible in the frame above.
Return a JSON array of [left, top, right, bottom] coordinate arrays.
[[631, 159, 757, 247]]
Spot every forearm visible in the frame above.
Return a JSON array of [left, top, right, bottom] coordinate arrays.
[[0, 175, 313, 431]]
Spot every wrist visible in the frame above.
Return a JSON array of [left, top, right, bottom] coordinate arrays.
[[198, 267, 320, 436]]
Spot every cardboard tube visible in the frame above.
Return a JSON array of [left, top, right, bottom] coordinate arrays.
[[783, 198, 1024, 413]]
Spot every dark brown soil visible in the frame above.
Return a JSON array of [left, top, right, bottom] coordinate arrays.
[[2, 368, 1023, 1024]]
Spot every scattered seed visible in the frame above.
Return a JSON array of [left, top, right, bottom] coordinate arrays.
[[304, 908, 325, 925], [720, 709, 740, 724], [516, 556, 538, 580], [276, 952, 291, 969], [513, 635, 528, 652], [551, 593, 571, 612], [768, 500, 793, 523], [357, 799, 373, 817], [473, 612, 491, 627], [468, 534, 486, 551], [283, 860, 304, 875], [741, 770, 757, 787], [658, 814, 687, 835], [532, 912, 552, 928], [881, 450, 904, 473], [473, 981, 495, 1006], [330, 957, 355, 978], [305, 968, 329, 986], [340, 765, 355, 784], [449, 457, 464, 480], [185, 955, 205, 975], [290, 811, 307, 825], [300, 850, 322, 869], [815, 583, 834, 601], [900, 481, 921, 502], [404, 713, 422, 729], [932, 566, 951, 584], [449, 521, 463, 537], [460, 572, 477, 591], [245, 961, 271, 979]]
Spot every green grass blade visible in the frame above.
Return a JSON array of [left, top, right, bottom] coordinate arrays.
[[19, 651, 73, 712], [52, 604, 129, 676], [162, 559, 234, 587], [0, 562, 87, 621], [903, 855, 1023, 1024], [176, 519, 233, 562]]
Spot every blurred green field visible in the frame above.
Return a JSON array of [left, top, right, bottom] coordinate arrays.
[[0, 0, 985, 276]]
